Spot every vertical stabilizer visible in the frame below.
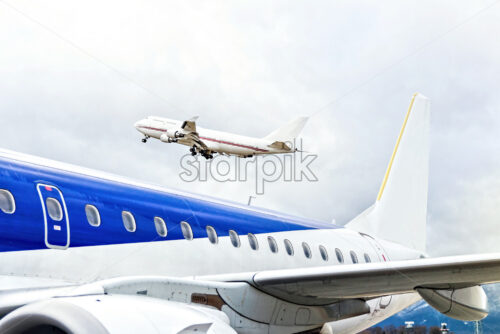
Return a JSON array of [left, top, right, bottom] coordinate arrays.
[[264, 117, 309, 143], [347, 94, 430, 252]]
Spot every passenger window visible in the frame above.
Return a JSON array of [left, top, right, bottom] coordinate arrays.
[[181, 221, 193, 240], [364, 253, 371, 263], [302, 242, 312, 259], [154, 217, 167, 237], [229, 230, 240, 247], [85, 204, 100, 227], [335, 248, 344, 263], [319, 245, 328, 261], [0, 189, 15, 214], [350, 250, 358, 264], [206, 226, 218, 244], [284, 239, 294, 256], [248, 233, 258, 250], [46, 197, 63, 221], [268, 236, 278, 253], [122, 211, 136, 232]]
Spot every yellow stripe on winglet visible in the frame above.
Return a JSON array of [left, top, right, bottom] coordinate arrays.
[[376, 93, 418, 201]]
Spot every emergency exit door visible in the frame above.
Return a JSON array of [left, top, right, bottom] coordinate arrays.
[[36, 183, 70, 249]]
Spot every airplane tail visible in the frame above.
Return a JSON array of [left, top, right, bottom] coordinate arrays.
[[346, 93, 430, 252], [263, 117, 309, 143]]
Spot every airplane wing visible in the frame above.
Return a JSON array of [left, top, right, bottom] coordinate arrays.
[[181, 116, 199, 133], [1, 254, 499, 331], [182, 132, 208, 150], [198, 253, 500, 308], [177, 116, 209, 150], [247, 253, 500, 303]]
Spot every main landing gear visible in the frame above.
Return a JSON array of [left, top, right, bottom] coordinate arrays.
[[190, 145, 214, 159], [141, 135, 150, 143]]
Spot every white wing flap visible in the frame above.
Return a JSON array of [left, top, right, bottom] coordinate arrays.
[[247, 253, 500, 304]]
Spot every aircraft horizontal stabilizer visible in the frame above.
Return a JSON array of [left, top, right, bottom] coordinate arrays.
[[267, 141, 292, 150]]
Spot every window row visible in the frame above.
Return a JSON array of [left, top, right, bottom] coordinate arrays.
[[88, 204, 373, 264], [0, 189, 374, 264]]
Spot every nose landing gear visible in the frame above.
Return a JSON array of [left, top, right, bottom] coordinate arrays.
[[141, 135, 150, 143]]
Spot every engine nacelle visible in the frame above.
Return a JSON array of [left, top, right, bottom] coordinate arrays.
[[166, 129, 185, 139], [417, 286, 488, 321], [0, 295, 236, 334], [160, 133, 177, 143]]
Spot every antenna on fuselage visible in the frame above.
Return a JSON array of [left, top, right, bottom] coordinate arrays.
[[247, 196, 256, 206]]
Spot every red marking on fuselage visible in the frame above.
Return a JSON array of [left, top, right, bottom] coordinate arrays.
[[199, 136, 268, 152], [45, 186, 52, 191]]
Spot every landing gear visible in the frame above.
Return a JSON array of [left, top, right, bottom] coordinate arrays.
[[201, 150, 214, 160], [189, 146, 213, 159], [141, 135, 150, 143], [190, 145, 197, 156]]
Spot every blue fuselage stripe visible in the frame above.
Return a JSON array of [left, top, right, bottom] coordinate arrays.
[[0, 157, 339, 252]]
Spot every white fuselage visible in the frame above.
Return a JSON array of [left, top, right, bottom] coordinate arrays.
[[135, 117, 290, 156], [0, 149, 424, 334]]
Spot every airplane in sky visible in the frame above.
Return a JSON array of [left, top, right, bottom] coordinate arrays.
[[0, 93, 499, 334], [134, 115, 308, 159]]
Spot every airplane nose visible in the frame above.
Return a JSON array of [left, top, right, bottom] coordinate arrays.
[[134, 120, 142, 130]]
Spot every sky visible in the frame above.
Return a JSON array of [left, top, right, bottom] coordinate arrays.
[[0, 0, 499, 258]]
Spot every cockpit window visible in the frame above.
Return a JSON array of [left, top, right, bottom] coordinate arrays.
[[46, 197, 63, 221], [0, 189, 15, 214]]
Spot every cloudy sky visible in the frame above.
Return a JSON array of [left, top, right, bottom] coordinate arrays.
[[0, 0, 499, 258]]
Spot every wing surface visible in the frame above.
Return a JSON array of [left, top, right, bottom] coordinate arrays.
[[243, 253, 500, 304]]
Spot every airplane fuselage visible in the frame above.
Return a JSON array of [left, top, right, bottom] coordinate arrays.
[[135, 117, 293, 157], [0, 149, 423, 333]]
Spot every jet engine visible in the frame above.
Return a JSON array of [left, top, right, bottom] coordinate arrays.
[[166, 129, 185, 139], [416, 285, 488, 321], [0, 294, 236, 334], [160, 133, 177, 143]]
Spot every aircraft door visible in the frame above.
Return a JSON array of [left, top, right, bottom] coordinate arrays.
[[361, 233, 389, 262], [36, 183, 70, 249], [361, 233, 392, 309]]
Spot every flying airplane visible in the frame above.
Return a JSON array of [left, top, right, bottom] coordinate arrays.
[[0, 93, 499, 334], [134, 115, 309, 159]]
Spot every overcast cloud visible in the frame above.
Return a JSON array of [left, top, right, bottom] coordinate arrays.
[[0, 0, 499, 258]]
